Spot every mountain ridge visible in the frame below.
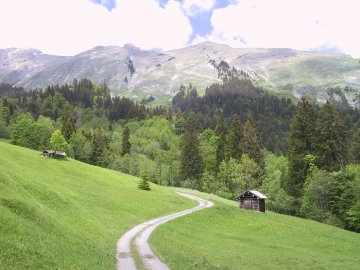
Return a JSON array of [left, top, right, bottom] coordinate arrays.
[[1, 42, 359, 104]]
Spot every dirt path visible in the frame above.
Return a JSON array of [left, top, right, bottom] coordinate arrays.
[[116, 192, 214, 270]]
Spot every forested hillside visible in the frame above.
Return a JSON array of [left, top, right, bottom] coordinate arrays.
[[1, 78, 359, 232]]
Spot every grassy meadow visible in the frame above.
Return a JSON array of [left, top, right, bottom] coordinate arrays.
[[150, 188, 360, 270], [0, 142, 196, 269]]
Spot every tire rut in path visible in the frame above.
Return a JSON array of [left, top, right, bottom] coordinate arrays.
[[116, 192, 214, 270]]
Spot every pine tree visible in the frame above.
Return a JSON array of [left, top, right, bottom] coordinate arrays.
[[180, 114, 203, 187], [91, 126, 109, 166], [243, 115, 263, 167], [215, 116, 227, 171], [226, 115, 243, 160], [314, 100, 347, 171], [350, 128, 360, 163], [287, 97, 317, 197], [138, 172, 151, 190], [121, 126, 131, 156], [61, 111, 76, 141]]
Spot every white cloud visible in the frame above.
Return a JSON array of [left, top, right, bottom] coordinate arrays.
[[0, 0, 192, 55], [182, 0, 216, 16], [202, 0, 360, 57]]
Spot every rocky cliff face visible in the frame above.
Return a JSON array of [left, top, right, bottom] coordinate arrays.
[[1, 42, 359, 105]]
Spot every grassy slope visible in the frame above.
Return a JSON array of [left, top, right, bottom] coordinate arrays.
[[150, 188, 360, 270], [0, 142, 196, 269]]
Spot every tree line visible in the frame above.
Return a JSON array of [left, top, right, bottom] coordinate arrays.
[[1, 78, 359, 232]]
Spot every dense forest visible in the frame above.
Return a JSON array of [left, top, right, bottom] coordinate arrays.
[[0, 78, 359, 232]]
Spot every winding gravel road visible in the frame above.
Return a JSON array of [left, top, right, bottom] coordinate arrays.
[[116, 192, 214, 270]]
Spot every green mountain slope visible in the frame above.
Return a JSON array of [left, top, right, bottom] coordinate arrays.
[[1, 142, 360, 270], [150, 188, 360, 270], [0, 142, 195, 269]]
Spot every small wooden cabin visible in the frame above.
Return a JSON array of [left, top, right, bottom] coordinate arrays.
[[235, 190, 267, 212], [42, 150, 67, 159]]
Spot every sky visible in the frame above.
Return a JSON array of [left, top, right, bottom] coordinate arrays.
[[0, 0, 359, 57]]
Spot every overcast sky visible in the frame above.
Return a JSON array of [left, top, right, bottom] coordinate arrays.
[[0, 0, 359, 57]]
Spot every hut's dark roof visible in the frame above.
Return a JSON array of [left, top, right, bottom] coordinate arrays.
[[235, 190, 267, 200]]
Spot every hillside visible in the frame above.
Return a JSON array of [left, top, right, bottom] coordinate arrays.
[[0, 142, 196, 269], [1, 42, 359, 105], [151, 188, 360, 270], [1, 142, 360, 270]]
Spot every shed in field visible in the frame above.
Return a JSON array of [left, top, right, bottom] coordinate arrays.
[[42, 150, 67, 159], [235, 190, 267, 212]]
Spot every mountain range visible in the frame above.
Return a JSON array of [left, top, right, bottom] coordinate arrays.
[[1, 42, 359, 105]]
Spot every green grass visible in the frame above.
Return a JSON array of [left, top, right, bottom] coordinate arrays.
[[0, 142, 196, 269], [150, 188, 360, 270]]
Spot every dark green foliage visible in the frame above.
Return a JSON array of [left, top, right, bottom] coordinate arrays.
[[314, 100, 347, 171], [330, 166, 360, 231], [91, 127, 109, 166], [69, 131, 92, 163], [61, 111, 76, 141], [138, 172, 151, 191], [226, 115, 243, 160], [121, 126, 131, 156], [350, 128, 360, 163], [287, 97, 317, 197], [0, 118, 10, 139], [180, 114, 203, 187], [172, 78, 295, 154], [215, 117, 227, 171], [243, 115, 263, 168], [300, 168, 333, 222]]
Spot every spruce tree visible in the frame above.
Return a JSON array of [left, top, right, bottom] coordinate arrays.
[[138, 172, 151, 191], [226, 115, 244, 160], [61, 111, 76, 141], [91, 126, 109, 166], [350, 128, 360, 163], [215, 116, 227, 171], [121, 126, 131, 156], [287, 97, 317, 197], [243, 115, 263, 167], [180, 114, 203, 187], [314, 100, 347, 171]]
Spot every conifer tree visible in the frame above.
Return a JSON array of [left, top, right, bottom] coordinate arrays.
[[121, 126, 131, 156], [138, 172, 151, 191], [215, 116, 227, 171], [226, 115, 243, 160], [91, 126, 109, 166], [287, 97, 317, 197], [314, 100, 347, 171], [180, 114, 203, 186], [243, 115, 263, 167], [350, 128, 360, 163], [61, 111, 76, 141]]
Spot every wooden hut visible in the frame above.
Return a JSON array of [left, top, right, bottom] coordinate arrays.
[[235, 190, 267, 212], [42, 150, 67, 159]]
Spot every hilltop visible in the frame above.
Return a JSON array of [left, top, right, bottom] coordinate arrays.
[[1, 42, 359, 105]]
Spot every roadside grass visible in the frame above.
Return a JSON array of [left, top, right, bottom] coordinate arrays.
[[150, 188, 360, 270], [0, 142, 196, 269]]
